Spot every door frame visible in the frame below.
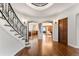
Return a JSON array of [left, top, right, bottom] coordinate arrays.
[[58, 17, 68, 45], [41, 21, 53, 39], [27, 21, 38, 40]]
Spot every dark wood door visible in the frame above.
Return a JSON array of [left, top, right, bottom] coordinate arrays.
[[58, 17, 68, 45]]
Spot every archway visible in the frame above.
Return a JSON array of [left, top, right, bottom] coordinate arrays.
[[41, 21, 53, 41], [28, 21, 39, 40]]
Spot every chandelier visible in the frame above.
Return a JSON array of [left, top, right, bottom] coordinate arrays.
[[31, 3, 48, 7]]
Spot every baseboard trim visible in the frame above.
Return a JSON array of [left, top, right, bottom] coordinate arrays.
[[68, 43, 79, 48], [53, 39, 58, 41], [25, 44, 31, 48], [25, 42, 29, 44], [25, 42, 31, 48], [14, 46, 25, 56]]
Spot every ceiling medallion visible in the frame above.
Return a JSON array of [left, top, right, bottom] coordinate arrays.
[[26, 3, 53, 11], [31, 3, 48, 7]]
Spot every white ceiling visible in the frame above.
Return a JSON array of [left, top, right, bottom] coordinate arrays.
[[11, 3, 76, 17], [26, 3, 53, 11]]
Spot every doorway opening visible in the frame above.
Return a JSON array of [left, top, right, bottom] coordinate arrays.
[[41, 21, 53, 41], [28, 21, 39, 40]]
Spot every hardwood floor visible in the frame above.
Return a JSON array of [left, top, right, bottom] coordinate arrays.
[[15, 34, 79, 56]]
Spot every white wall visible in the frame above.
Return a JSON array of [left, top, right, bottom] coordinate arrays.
[[53, 20, 58, 41], [29, 23, 38, 31], [76, 14, 79, 47], [0, 26, 24, 56], [52, 4, 79, 48], [0, 18, 25, 56]]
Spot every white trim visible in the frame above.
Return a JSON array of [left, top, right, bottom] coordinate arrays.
[[25, 42, 29, 44], [53, 39, 58, 41], [25, 42, 31, 47], [13, 46, 24, 56], [68, 43, 79, 48], [26, 3, 53, 11], [25, 44, 31, 48]]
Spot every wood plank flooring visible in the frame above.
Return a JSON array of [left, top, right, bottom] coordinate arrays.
[[15, 34, 79, 56]]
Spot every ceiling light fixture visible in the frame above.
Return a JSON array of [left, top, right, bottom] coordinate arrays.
[[26, 3, 54, 11], [31, 3, 48, 7]]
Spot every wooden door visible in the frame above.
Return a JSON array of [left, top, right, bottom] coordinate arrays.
[[58, 17, 68, 45]]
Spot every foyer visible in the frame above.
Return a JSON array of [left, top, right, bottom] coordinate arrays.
[[0, 3, 79, 56]]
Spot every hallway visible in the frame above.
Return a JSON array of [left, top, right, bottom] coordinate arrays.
[[15, 34, 79, 56], [1, 3, 79, 56]]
